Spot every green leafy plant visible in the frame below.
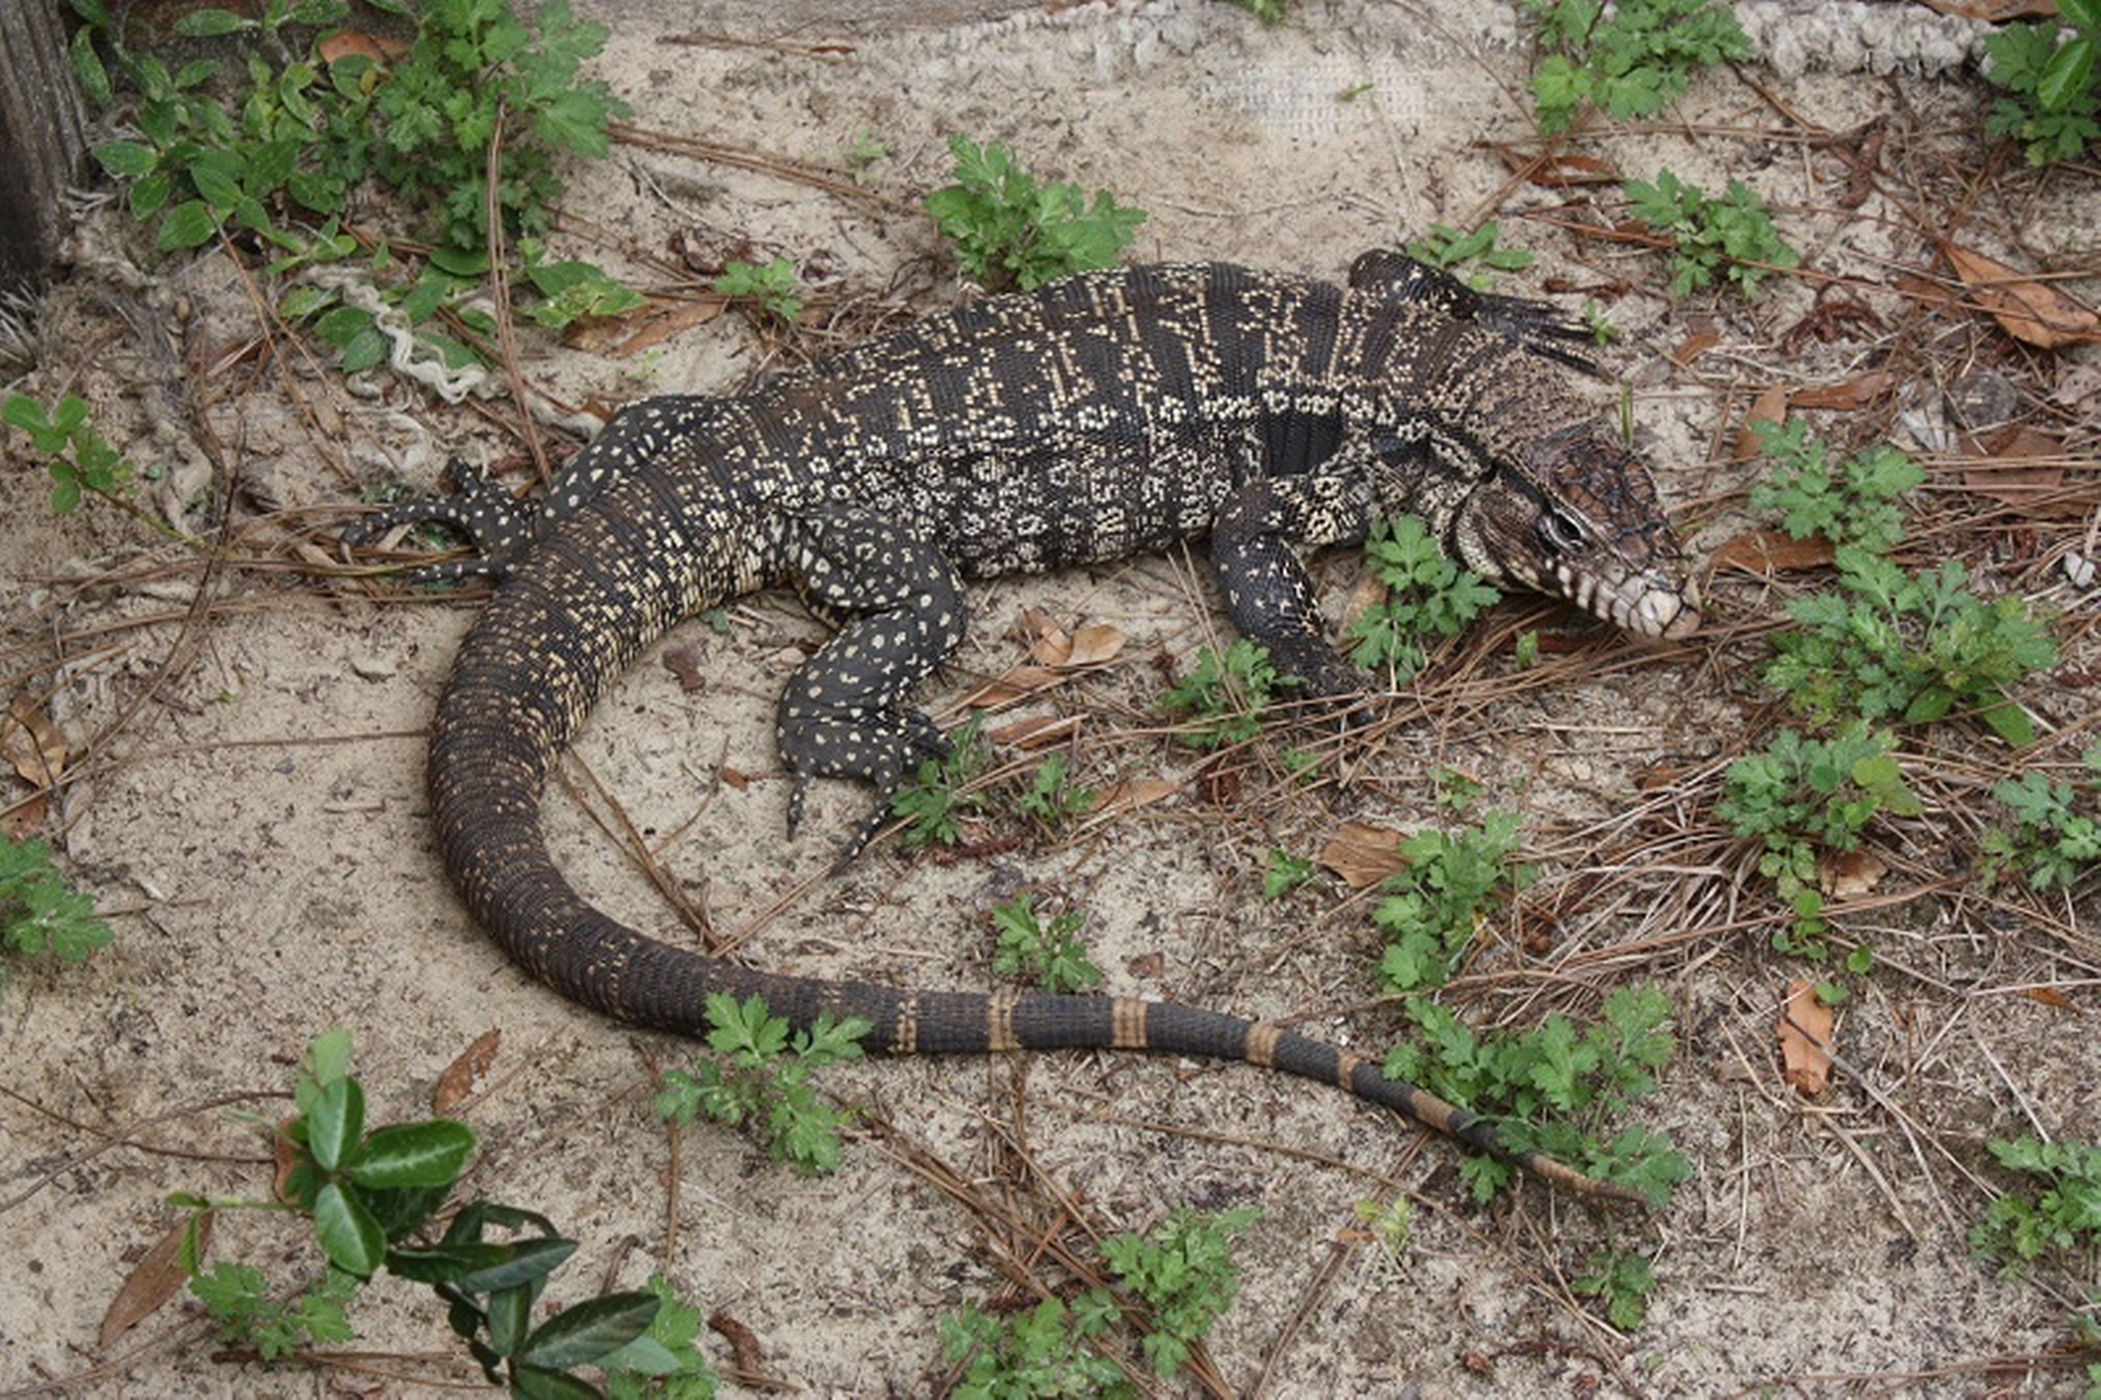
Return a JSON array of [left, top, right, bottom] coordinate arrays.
[[990, 891, 1103, 994], [653, 992, 869, 1175], [1346, 514, 1502, 684], [891, 712, 992, 847], [1352, 1195, 1412, 1265], [1228, 0, 1292, 21], [712, 257, 804, 326], [1372, 811, 1532, 994], [1981, 744, 2101, 892], [1747, 420, 1924, 556], [1764, 547, 2058, 746], [1263, 848, 1314, 898], [525, 258, 650, 329], [1573, 1249, 1659, 1330], [1102, 1207, 1260, 1379], [175, 1029, 716, 1394], [3, 393, 141, 514], [1403, 221, 1534, 288], [1983, 0, 2101, 165], [941, 1293, 1130, 1399], [1715, 725, 1922, 956], [1157, 638, 1290, 751], [939, 1206, 1256, 1393], [1622, 169, 1798, 298], [1382, 986, 1689, 1206], [1017, 752, 1098, 831], [924, 136, 1148, 292], [0, 832, 116, 986], [1524, 0, 1751, 133], [1970, 1135, 2101, 1270]]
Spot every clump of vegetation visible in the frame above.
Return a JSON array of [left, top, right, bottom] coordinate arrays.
[[1622, 169, 1798, 298], [925, 136, 1148, 292], [1764, 548, 2057, 747], [1981, 744, 2101, 892], [1383, 986, 1689, 1206], [1970, 1134, 2101, 1271], [1403, 220, 1533, 288], [1715, 725, 1920, 959], [1574, 1249, 1661, 1330], [891, 712, 992, 847], [1, 832, 116, 987], [990, 891, 1103, 994], [1158, 638, 1290, 751], [1522, 0, 1751, 133], [3, 393, 141, 515], [1263, 848, 1314, 898], [941, 1206, 1258, 1395], [1748, 420, 1924, 557], [175, 1029, 718, 1393], [1371, 811, 1532, 993], [1017, 752, 1097, 832], [712, 257, 804, 326], [1983, 0, 2101, 165], [654, 992, 869, 1175], [1346, 514, 1502, 686]]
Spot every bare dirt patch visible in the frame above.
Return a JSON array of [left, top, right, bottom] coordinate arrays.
[[3, 1, 2098, 1396]]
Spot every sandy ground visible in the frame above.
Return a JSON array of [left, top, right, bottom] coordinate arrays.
[[3, 0, 2098, 1395]]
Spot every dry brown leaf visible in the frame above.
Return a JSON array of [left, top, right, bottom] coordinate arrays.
[[985, 714, 1082, 748], [1961, 425, 2082, 519], [1735, 385, 1789, 459], [1319, 820, 1408, 888], [1942, 242, 2101, 349], [1819, 847, 1886, 900], [1917, 0, 2058, 18], [1062, 622, 1127, 667], [1670, 330, 1720, 366], [1778, 978, 1835, 1096], [3, 694, 67, 788], [432, 1028, 503, 1115], [719, 764, 750, 792], [580, 296, 728, 357], [960, 663, 1063, 709], [317, 30, 408, 63], [1711, 529, 1835, 576], [1094, 777, 1179, 817], [2019, 985, 2080, 1012], [661, 644, 709, 694], [100, 1212, 209, 1348], [1027, 614, 1126, 668], [1521, 151, 1621, 186], [1791, 373, 1891, 411]]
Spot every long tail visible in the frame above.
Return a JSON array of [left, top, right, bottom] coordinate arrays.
[[427, 480, 1641, 1205]]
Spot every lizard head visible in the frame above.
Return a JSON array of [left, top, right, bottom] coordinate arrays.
[[1449, 421, 1700, 640]]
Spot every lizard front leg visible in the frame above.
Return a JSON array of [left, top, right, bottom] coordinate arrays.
[[1208, 468, 1376, 701]]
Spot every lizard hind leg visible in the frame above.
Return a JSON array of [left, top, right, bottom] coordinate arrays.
[[775, 503, 968, 851]]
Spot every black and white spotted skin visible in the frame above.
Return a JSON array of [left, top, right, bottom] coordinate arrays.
[[348, 254, 1699, 1201]]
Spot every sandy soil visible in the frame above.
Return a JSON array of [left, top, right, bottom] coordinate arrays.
[[3, 1, 2098, 1395]]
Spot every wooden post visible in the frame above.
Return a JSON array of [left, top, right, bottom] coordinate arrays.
[[0, 2, 90, 290]]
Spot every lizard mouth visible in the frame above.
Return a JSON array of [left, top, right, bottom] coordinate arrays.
[[1572, 569, 1700, 640]]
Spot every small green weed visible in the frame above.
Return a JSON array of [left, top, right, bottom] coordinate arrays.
[[1982, 744, 2101, 891], [1747, 420, 1924, 557], [3, 393, 140, 514], [1372, 811, 1532, 994], [842, 125, 887, 175], [940, 1206, 1256, 1393], [1623, 169, 1798, 298], [1403, 221, 1533, 288], [1523, 0, 1751, 133], [524, 257, 650, 330], [1573, 1249, 1660, 1330], [1263, 848, 1314, 898], [990, 892, 1103, 994], [175, 1028, 717, 1393], [1983, 0, 2101, 165], [712, 257, 804, 326], [1970, 1135, 2101, 1271], [1764, 547, 2058, 746], [1228, 0, 1292, 21], [1715, 725, 1921, 957], [1102, 1207, 1260, 1379], [1347, 514, 1502, 685], [941, 1293, 1130, 1399], [892, 712, 992, 847], [924, 136, 1148, 292], [1017, 752, 1097, 831], [0, 832, 116, 986], [1383, 986, 1689, 1206], [1352, 1195, 1412, 1264], [654, 993, 868, 1175], [1158, 638, 1289, 750]]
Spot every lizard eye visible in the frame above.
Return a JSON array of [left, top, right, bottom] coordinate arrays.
[[1537, 507, 1588, 554]]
